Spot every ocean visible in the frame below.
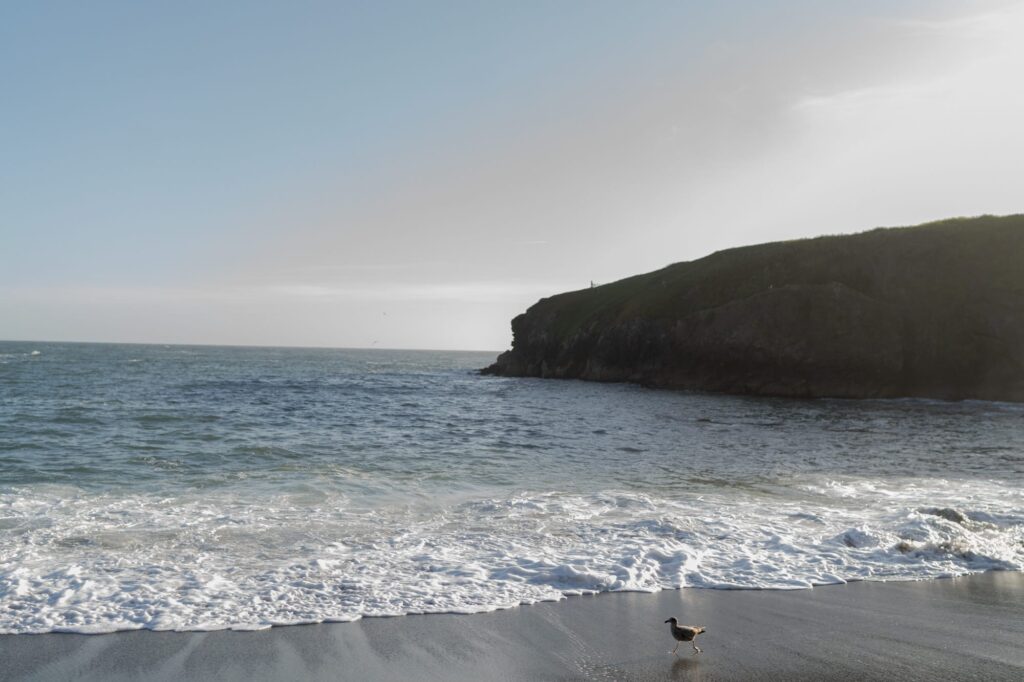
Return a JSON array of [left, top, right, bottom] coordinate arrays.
[[0, 341, 1021, 634]]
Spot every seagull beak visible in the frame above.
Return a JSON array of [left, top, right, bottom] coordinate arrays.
[[664, 619, 671, 623]]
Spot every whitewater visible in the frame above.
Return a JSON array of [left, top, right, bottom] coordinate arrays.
[[1, 342, 1021, 634]]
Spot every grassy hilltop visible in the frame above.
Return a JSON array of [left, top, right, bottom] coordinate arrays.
[[484, 215, 1024, 401]]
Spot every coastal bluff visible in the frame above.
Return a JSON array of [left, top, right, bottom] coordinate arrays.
[[483, 215, 1024, 401]]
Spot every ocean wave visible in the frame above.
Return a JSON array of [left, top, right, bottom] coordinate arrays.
[[0, 477, 1020, 634]]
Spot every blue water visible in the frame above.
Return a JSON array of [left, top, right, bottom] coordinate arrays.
[[1, 341, 1022, 633]]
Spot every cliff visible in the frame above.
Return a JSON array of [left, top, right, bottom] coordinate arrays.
[[483, 215, 1024, 401]]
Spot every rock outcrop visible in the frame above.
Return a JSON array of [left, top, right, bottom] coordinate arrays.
[[483, 215, 1024, 401]]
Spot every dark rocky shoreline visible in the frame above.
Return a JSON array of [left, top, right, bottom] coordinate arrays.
[[484, 215, 1024, 401]]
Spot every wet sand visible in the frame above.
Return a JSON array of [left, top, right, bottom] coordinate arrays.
[[3, 571, 1022, 681]]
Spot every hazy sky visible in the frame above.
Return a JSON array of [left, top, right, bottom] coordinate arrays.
[[3, 1, 1022, 350]]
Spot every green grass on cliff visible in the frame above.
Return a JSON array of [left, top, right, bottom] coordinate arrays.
[[529, 214, 1024, 341]]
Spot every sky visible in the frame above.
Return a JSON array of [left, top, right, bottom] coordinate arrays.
[[3, 0, 1023, 350]]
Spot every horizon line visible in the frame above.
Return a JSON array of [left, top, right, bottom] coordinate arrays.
[[0, 338, 505, 355]]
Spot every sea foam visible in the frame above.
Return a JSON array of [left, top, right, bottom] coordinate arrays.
[[1, 476, 1020, 634]]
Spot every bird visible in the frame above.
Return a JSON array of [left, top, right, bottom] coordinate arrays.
[[664, 617, 706, 655]]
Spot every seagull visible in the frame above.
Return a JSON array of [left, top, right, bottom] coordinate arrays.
[[665, 617, 706, 655]]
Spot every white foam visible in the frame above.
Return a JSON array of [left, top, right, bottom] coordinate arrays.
[[0, 477, 1020, 634]]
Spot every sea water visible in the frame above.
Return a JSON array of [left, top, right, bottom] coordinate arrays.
[[0, 342, 1021, 634]]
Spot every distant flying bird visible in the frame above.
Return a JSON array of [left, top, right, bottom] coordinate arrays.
[[664, 617, 706, 655]]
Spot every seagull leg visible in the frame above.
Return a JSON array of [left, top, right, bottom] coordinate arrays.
[[671, 642, 679, 655], [692, 642, 702, 654]]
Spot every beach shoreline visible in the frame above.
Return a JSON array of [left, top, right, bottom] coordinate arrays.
[[3, 571, 1022, 681]]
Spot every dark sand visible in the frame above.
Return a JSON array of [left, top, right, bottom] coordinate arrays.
[[3, 572, 1022, 681]]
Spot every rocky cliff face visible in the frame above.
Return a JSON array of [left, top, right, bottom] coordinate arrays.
[[483, 215, 1024, 401]]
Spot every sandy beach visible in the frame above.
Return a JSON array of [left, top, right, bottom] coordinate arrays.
[[3, 571, 1022, 681]]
